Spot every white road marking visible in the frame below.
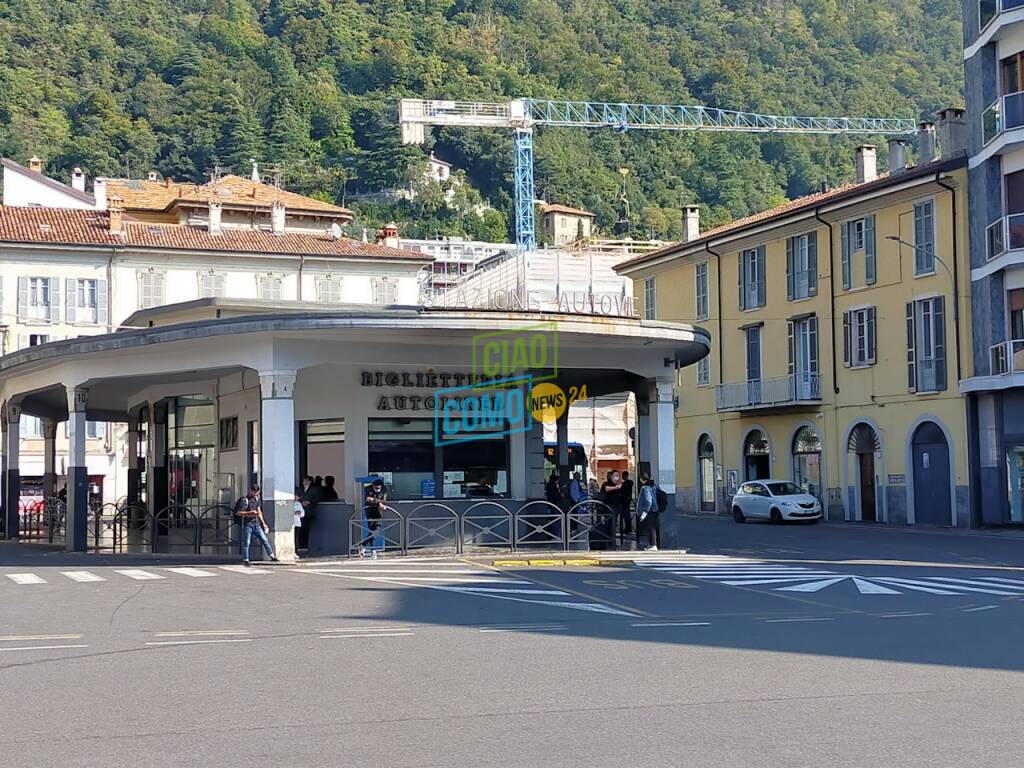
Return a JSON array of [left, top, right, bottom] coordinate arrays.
[[145, 639, 253, 646], [720, 577, 834, 586], [876, 612, 932, 618], [876, 577, 1017, 596], [320, 627, 413, 633], [872, 578, 962, 595], [928, 576, 1024, 592], [319, 632, 414, 639], [60, 571, 106, 583], [317, 569, 496, 575], [763, 617, 835, 623], [6, 573, 46, 585], [480, 627, 568, 633], [451, 587, 569, 595], [976, 576, 1024, 586], [114, 569, 164, 581], [776, 577, 849, 593], [164, 567, 218, 578], [347, 576, 527, 584], [630, 621, 710, 627], [478, 623, 567, 631], [0, 644, 88, 652], [218, 565, 272, 574], [851, 577, 900, 594], [154, 630, 249, 637], [0, 634, 83, 641], [962, 604, 999, 612]]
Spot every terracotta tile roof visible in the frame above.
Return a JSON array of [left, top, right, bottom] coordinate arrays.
[[0, 206, 429, 261], [616, 157, 963, 272], [542, 203, 594, 217], [103, 174, 351, 217]]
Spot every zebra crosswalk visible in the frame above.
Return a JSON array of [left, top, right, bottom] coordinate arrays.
[[302, 559, 635, 616], [2, 565, 275, 587], [633, 553, 1024, 597]]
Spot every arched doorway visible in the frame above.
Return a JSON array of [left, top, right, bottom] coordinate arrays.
[[743, 429, 770, 480], [792, 426, 822, 500], [911, 421, 951, 525], [848, 424, 880, 521], [698, 435, 716, 512]]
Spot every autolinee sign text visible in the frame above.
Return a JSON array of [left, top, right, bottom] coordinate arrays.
[[427, 287, 637, 317]]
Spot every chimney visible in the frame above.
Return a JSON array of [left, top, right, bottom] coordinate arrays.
[[918, 122, 938, 164], [164, 176, 173, 189], [71, 167, 86, 193], [682, 205, 701, 242], [108, 195, 124, 235], [208, 200, 223, 235], [27, 156, 43, 173], [271, 201, 286, 235], [147, 170, 159, 182], [376, 222, 399, 248], [250, 159, 260, 184], [935, 107, 967, 159], [887, 139, 908, 175], [854, 145, 877, 184], [93, 178, 107, 210]]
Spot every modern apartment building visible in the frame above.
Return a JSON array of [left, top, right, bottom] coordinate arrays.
[[399, 236, 514, 298], [617, 131, 973, 527], [961, 1, 1024, 525]]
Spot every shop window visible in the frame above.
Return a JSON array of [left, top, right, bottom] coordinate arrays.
[[218, 416, 239, 451], [443, 431, 508, 498], [369, 418, 435, 500], [792, 426, 822, 499]]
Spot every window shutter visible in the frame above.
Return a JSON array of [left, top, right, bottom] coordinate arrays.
[[49, 277, 60, 323], [866, 307, 877, 363], [808, 232, 818, 295], [786, 238, 794, 300], [66, 278, 77, 323], [809, 316, 819, 375], [865, 215, 876, 285], [840, 222, 851, 289], [934, 296, 947, 391], [17, 276, 28, 320], [787, 320, 795, 376], [97, 279, 108, 326], [843, 311, 851, 367], [737, 253, 745, 310], [906, 302, 917, 392], [757, 247, 766, 306]]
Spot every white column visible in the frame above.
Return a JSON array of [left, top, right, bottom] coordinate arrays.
[[66, 386, 89, 552], [260, 371, 297, 561], [648, 378, 677, 500], [3, 402, 21, 539]]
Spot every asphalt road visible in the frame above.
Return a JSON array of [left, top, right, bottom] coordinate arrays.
[[1, 517, 1022, 767]]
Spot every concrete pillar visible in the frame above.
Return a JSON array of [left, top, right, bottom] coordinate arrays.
[[42, 419, 58, 498], [126, 425, 141, 507], [648, 378, 677, 500], [147, 403, 168, 516], [3, 402, 21, 539], [65, 386, 89, 552], [259, 371, 297, 561]]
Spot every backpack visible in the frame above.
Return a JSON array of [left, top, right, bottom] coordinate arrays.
[[233, 495, 251, 518], [655, 486, 669, 514]]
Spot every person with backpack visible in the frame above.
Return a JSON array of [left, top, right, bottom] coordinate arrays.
[[636, 472, 665, 551], [236, 485, 278, 565], [359, 478, 388, 558]]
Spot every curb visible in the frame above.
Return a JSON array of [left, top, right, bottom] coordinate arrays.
[[491, 550, 688, 567]]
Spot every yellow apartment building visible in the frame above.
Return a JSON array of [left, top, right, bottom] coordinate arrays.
[[617, 145, 973, 527]]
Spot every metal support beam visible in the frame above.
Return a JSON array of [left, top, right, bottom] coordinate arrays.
[[513, 128, 536, 252]]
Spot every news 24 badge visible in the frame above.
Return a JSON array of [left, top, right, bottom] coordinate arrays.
[[529, 382, 567, 424]]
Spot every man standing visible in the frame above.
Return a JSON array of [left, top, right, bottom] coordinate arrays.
[[636, 472, 660, 551], [296, 475, 320, 553], [237, 485, 278, 565], [620, 470, 635, 533]]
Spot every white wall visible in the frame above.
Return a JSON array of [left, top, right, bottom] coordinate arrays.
[[1, 167, 96, 209]]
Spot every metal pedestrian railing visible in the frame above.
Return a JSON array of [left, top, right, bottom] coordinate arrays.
[[350, 498, 625, 556]]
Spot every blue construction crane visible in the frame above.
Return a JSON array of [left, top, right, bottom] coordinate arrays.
[[399, 98, 918, 252]]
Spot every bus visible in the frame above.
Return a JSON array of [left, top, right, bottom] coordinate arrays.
[[543, 442, 588, 486]]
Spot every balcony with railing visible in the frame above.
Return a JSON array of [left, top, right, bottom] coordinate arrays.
[[983, 92, 1024, 146], [980, 0, 1024, 33], [985, 213, 1024, 260], [990, 340, 1024, 375], [715, 374, 821, 412]]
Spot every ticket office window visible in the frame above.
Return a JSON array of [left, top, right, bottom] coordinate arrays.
[[368, 418, 510, 500]]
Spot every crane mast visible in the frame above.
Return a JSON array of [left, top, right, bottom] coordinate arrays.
[[399, 98, 918, 251]]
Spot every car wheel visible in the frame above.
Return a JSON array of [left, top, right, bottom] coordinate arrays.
[[732, 507, 745, 523], [770, 508, 783, 524]]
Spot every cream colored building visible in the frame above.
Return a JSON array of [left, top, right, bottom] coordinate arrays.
[[540, 203, 594, 246]]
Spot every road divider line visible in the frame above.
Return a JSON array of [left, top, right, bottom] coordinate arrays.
[[630, 621, 710, 627], [218, 565, 272, 575], [61, 571, 106, 583], [319, 633, 414, 639], [763, 617, 835, 623], [962, 605, 999, 612], [876, 612, 932, 618], [479, 627, 568, 633], [0, 634, 83, 641], [164, 567, 218, 578], [320, 627, 413, 633], [145, 639, 253, 646], [114, 569, 164, 581], [0, 644, 88, 652], [5, 573, 46, 585]]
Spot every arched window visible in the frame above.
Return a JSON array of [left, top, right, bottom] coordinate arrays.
[[743, 429, 770, 480], [792, 426, 822, 499], [698, 435, 716, 511]]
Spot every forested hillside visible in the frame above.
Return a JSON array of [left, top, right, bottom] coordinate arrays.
[[0, 0, 964, 240]]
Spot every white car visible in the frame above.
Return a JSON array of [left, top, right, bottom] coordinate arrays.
[[732, 480, 822, 524]]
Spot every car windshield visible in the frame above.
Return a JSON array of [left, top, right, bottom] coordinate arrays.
[[765, 482, 803, 496]]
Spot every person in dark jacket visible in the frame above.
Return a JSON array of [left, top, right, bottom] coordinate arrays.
[[322, 475, 339, 501]]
